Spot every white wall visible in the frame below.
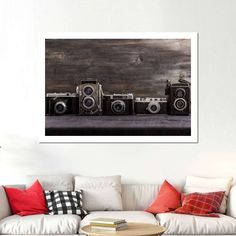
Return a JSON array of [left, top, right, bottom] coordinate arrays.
[[0, 0, 236, 185]]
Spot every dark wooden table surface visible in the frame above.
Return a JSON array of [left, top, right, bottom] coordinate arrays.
[[45, 115, 191, 136]]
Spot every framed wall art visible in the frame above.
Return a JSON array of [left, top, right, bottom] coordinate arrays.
[[39, 32, 198, 143]]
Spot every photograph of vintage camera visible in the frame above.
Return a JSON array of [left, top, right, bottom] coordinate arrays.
[[76, 79, 103, 116], [134, 97, 167, 115], [103, 93, 134, 115], [46, 92, 78, 116], [44, 36, 195, 138], [165, 79, 191, 115]]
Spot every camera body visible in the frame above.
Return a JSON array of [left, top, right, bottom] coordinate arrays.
[[165, 80, 190, 115], [134, 97, 167, 114], [76, 79, 103, 115], [46, 92, 78, 115], [103, 93, 134, 115]]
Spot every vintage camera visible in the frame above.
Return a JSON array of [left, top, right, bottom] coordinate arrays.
[[165, 79, 191, 115], [103, 93, 134, 115], [46, 92, 78, 115], [134, 97, 167, 114], [76, 79, 103, 115]]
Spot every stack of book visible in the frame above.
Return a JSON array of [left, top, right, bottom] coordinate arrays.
[[89, 218, 128, 231]]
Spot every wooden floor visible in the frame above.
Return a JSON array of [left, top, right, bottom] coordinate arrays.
[[45, 115, 191, 136]]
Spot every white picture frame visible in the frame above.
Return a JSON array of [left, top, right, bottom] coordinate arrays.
[[39, 32, 198, 143]]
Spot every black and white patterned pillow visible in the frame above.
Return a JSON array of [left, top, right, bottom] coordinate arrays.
[[44, 190, 87, 217]]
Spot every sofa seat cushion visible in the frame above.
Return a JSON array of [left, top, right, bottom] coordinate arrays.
[[80, 211, 158, 228], [0, 214, 81, 235], [156, 212, 236, 235]]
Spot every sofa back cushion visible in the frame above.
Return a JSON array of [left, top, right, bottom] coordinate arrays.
[[74, 175, 123, 211], [227, 185, 236, 218], [26, 175, 74, 191], [121, 184, 159, 210], [184, 176, 233, 213]]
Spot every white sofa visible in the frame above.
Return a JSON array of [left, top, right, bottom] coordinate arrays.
[[0, 175, 236, 235]]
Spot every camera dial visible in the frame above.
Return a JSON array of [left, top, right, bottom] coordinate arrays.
[[54, 101, 67, 115], [82, 97, 95, 110], [111, 100, 126, 114], [174, 98, 187, 111], [146, 101, 161, 114], [83, 85, 94, 96]]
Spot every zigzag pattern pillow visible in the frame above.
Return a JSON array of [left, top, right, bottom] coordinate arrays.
[[44, 190, 87, 217]]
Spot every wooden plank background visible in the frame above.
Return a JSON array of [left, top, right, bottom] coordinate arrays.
[[45, 39, 191, 97]]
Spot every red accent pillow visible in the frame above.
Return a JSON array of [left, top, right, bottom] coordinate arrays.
[[145, 180, 181, 213], [174, 191, 225, 217], [4, 180, 48, 216]]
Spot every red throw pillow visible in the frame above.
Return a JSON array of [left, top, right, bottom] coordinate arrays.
[[145, 180, 181, 213], [174, 191, 225, 217], [4, 180, 48, 216]]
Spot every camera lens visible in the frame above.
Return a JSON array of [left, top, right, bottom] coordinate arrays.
[[82, 97, 95, 109], [56, 104, 64, 112], [175, 88, 186, 98], [83, 86, 94, 96], [146, 101, 161, 114], [111, 100, 126, 114], [54, 101, 67, 115], [174, 98, 187, 111], [151, 105, 157, 111]]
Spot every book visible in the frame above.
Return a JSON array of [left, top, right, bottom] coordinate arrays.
[[90, 222, 127, 228], [91, 224, 128, 231], [89, 218, 126, 225]]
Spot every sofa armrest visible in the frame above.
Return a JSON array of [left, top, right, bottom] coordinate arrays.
[[0, 186, 11, 220], [227, 185, 236, 218]]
